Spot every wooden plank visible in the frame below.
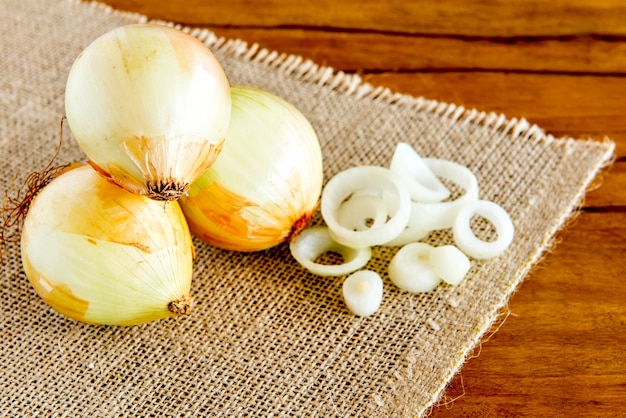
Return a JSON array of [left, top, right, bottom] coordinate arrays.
[[207, 28, 626, 74], [102, 0, 626, 37], [430, 210, 626, 416], [362, 72, 626, 154], [584, 162, 626, 209], [360, 72, 626, 208]]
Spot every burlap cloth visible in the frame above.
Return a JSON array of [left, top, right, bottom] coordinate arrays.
[[0, 0, 615, 416]]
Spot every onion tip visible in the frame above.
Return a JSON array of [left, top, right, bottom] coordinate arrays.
[[168, 295, 193, 316], [285, 206, 317, 243]]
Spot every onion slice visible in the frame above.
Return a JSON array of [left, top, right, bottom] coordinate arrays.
[[390, 142, 450, 203], [321, 166, 411, 248], [64, 24, 231, 201], [385, 158, 479, 246], [453, 199, 514, 259], [337, 194, 388, 232], [289, 226, 371, 277], [388, 242, 441, 293], [342, 270, 384, 317], [429, 245, 471, 285]]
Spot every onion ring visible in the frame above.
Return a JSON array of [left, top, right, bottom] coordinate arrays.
[[389, 142, 450, 203], [321, 165, 411, 248], [337, 194, 388, 232], [452, 199, 514, 259], [388, 242, 441, 293], [289, 226, 371, 276], [385, 158, 479, 246]]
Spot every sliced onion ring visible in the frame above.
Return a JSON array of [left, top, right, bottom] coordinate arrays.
[[383, 206, 432, 246], [390, 142, 450, 203], [321, 166, 411, 248], [289, 226, 371, 277], [385, 158, 479, 246], [453, 199, 514, 259], [337, 194, 388, 232]]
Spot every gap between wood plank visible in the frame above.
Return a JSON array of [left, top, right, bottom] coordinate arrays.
[[360, 68, 626, 77], [202, 24, 626, 43]]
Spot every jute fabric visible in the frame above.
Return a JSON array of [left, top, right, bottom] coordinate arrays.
[[0, 1, 615, 416]]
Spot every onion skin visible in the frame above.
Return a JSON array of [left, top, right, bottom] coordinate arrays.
[[180, 85, 323, 252], [64, 24, 231, 201], [21, 165, 194, 326]]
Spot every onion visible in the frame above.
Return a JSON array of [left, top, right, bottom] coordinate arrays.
[[429, 245, 471, 285], [179, 85, 323, 252], [453, 199, 515, 259], [384, 157, 479, 246], [389, 142, 450, 203], [321, 165, 411, 248], [289, 141, 515, 306], [288, 226, 371, 277], [388, 242, 441, 293], [337, 194, 388, 232], [20, 165, 194, 326], [64, 24, 231, 201], [342, 270, 384, 317]]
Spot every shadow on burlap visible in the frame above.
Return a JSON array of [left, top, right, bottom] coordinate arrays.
[[0, 0, 615, 416]]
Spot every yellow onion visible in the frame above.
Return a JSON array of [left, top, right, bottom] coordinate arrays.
[[179, 85, 323, 252], [20, 165, 194, 326], [64, 24, 231, 201]]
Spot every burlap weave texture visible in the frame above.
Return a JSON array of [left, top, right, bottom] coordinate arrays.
[[0, 0, 615, 416]]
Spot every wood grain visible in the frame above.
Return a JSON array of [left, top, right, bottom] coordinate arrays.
[[430, 211, 626, 417], [99, 1, 626, 415], [207, 28, 626, 74], [202, 27, 626, 74], [104, 0, 626, 37]]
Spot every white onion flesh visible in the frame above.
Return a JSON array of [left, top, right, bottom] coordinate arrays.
[[290, 142, 515, 303], [453, 199, 515, 259], [179, 85, 323, 252], [342, 270, 384, 317], [384, 158, 479, 246], [321, 166, 411, 248], [20, 165, 194, 326], [65, 24, 231, 201], [289, 226, 371, 277], [337, 194, 388, 232], [390, 142, 450, 203], [429, 245, 471, 285], [388, 242, 441, 293]]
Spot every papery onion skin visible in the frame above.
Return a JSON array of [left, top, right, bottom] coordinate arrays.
[[20, 165, 194, 326], [180, 85, 323, 252], [64, 24, 231, 201]]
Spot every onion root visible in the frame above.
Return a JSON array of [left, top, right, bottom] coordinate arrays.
[[167, 295, 193, 315]]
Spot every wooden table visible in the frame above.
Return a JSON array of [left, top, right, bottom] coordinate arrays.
[[102, 1, 626, 415]]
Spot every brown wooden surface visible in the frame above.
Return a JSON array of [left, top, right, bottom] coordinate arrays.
[[101, 1, 626, 415]]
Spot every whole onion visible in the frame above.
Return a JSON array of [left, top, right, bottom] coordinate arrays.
[[180, 85, 323, 252], [64, 24, 231, 201], [21, 165, 194, 326]]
